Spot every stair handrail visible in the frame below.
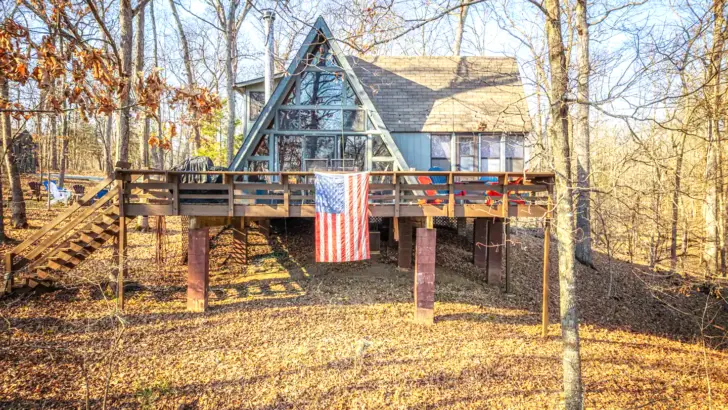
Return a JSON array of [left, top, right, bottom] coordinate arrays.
[[9, 176, 116, 258]]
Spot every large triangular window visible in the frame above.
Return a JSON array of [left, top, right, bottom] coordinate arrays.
[[230, 17, 409, 173]]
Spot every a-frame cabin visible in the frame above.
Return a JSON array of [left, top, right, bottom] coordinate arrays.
[[230, 17, 532, 175]]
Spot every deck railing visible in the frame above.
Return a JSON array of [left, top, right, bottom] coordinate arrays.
[[119, 170, 554, 219]]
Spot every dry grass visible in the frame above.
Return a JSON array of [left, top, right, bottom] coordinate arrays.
[[1, 179, 728, 409]]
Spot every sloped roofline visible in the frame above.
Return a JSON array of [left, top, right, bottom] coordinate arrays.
[[228, 16, 410, 172]]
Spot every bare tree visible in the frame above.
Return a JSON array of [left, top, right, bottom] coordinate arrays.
[[703, 0, 725, 277], [542, 0, 584, 406], [573, 0, 591, 267], [1, 75, 28, 229]]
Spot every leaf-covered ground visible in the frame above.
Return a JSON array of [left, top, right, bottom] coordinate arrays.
[[1, 181, 728, 409]]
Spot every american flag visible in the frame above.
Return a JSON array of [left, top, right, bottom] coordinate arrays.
[[314, 172, 370, 262]]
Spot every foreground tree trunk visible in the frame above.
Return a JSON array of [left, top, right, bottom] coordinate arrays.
[[117, 0, 133, 163], [544, 0, 584, 406], [1, 75, 28, 229], [135, 2, 150, 232], [150, 0, 164, 170], [703, 0, 725, 277], [574, 0, 592, 267], [224, 0, 237, 166]]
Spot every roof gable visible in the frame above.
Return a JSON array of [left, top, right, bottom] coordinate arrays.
[[228, 16, 409, 171]]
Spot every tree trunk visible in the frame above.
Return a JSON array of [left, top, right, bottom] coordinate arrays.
[[103, 114, 114, 177], [58, 112, 68, 188], [1, 75, 28, 229], [224, 0, 237, 166], [117, 0, 133, 164], [169, 0, 202, 150], [452, 1, 469, 56], [574, 0, 592, 267], [135, 2, 150, 169], [135, 0, 150, 231], [543, 0, 583, 407], [703, 0, 725, 277], [150, 0, 164, 170], [670, 131, 687, 273]]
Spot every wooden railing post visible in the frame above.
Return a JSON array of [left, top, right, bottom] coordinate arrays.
[[394, 172, 401, 218], [282, 173, 290, 216], [225, 174, 234, 217], [447, 172, 455, 217]]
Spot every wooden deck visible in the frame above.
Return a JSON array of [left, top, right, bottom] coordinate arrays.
[[119, 170, 554, 219]]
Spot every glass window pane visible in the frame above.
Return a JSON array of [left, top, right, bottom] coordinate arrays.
[[507, 158, 524, 172], [344, 81, 360, 106], [480, 135, 501, 159], [459, 157, 476, 171], [279, 110, 300, 130], [307, 43, 337, 67], [247, 160, 269, 172], [252, 136, 269, 156], [372, 135, 391, 157], [506, 137, 524, 159], [480, 158, 501, 172], [249, 91, 265, 121], [304, 136, 336, 161], [300, 72, 343, 105], [431, 158, 451, 171], [343, 110, 365, 131], [431, 135, 451, 159], [459, 136, 476, 156], [343, 136, 367, 171], [282, 84, 296, 105], [278, 136, 303, 171], [300, 110, 341, 130]]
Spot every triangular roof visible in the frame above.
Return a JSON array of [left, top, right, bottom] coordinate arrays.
[[228, 16, 409, 171]]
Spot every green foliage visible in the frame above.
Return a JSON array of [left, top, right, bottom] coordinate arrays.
[[194, 107, 245, 166]]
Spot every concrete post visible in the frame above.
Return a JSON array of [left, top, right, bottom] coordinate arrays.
[[414, 227, 436, 324], [187, 223, 210, 312]]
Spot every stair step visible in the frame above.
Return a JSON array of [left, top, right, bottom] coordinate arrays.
[[70, 237, 105, 251], [55, 249, 85, 265], [101, 214, 119, 225], [47, 259, 74, 272], [90, 222, 119, 235], [80, 230, 114, 243]]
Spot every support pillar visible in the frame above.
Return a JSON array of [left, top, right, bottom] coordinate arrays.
[[387, 217, 396, 245], [398, 218, 413, 270], [187, 223, 210, 312], [457, 218, 468, 237], [232, 217, 247, 273], [369, 231, 381, 255], [504, 218, 512, 293], [414, 227, 436, 324], [473, 218, 488, 270], [486, 218, 504, 286]]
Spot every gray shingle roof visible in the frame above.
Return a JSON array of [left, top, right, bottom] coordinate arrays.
[[346, 56, 531, 133]]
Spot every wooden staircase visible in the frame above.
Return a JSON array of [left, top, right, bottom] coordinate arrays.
[[33, 206, 121, 284], [4, 176, 122, 289]]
